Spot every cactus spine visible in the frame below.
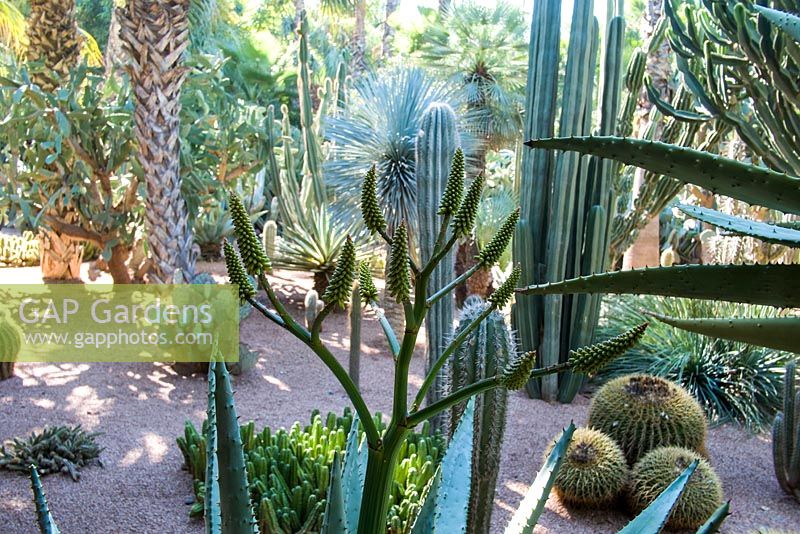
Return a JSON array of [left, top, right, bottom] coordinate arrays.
[[773, 360, 800, 502], [415, 103, 459, 428], [0, 319, 21, 380], [513, 0, 625, 402], [349, 284, 361, 390], [447, 297, 512, 534]]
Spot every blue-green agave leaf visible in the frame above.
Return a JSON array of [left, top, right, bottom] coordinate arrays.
[[342, 414, 366, 533], [205, 360, 221, 534], [504, 423, 576, 534], [523, 136, 800, 214], [677, 204, 800, 247], [617, 461, 698, 534], [648, 314, 800, 354], [321, 452, 347, 534], [517, 264, 800, 308], [410, 466, 442, 534], [30, 465, 60, 534], [645, 79, 712, 123], [754, 5, 800, 44], [694, 501, 730, 534]]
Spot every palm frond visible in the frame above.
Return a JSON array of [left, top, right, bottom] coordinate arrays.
[[0, 0, 26, 55]]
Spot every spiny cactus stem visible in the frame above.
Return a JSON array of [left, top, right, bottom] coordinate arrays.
[[426, 262, 481, 307], [408, 376, 500, 427], [255, 273, 380, 446], [245, 296, 285, 328], [412, 302, 495, 410]]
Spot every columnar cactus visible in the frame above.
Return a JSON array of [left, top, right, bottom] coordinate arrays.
[[304, 290, 320, 330], [773, 360, 800, 502], [415, 103, 460, 426], [261, 220, 277, 259], [349, 284, 361, 390], [513, 0, 626, 402], [447, 297, 513, 534]]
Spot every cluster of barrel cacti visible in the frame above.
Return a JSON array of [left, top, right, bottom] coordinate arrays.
[[0, 425, 102, 481], [177, 407, 444, 533], [547, 374, 725, 530], [773, 360, 800, 502], [0, 231, 39, 267]]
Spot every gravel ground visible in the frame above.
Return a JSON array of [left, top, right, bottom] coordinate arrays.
[[1, 264, 798, 533]]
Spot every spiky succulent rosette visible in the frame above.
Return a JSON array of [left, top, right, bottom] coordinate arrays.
[[478, 207, 520, 266], [229, 193, 271, 275], [224, 242, 255, 303], [322, 236, 356, 309], [357, 262, 379, 304], [488, 265, 521, 308], [386, 223, 411, 303], [361, 165, 387, 235], [438, 148, 465, 216], [568, 322, 648, 375], [451, 172, 485, 237], [501, 349, 536, 390]]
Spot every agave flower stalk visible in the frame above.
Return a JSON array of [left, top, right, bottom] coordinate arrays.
[[225, 152, 634, 530]]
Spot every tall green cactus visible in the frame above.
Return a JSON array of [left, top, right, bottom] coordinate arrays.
[[773, 360, 800, 502], [416, 102, 460, 427], [447, 297, 512, 534], [349, 284, 361, 390], [513, 0, 625, 402]]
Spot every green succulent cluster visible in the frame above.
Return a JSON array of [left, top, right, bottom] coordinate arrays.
[[357, 262, 379, 304], [588, 375, 708, 465], [451, 173, 485, 238], [501, 349, 537, 391], [229, 193, 272, 276], [178, 409, 443, 534], [361, 165, 387, 235], [386, 223, 411, 303], [223, 242, 255, 304], [567, 322, 648, 375], [437, 147, 465, 216], [478, 207, 520, 266], [547, 427, 628, 507], [487, 265, 521, 309], [321, 236, 356, 309], [628, 446, 723, 530], [0, 425, 102, 481]]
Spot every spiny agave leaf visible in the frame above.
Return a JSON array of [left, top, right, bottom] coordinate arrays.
[[648, 314, 800, 354], [524, 136, 800, 214], [205, 360, 221, 534], [694, 501, 730, 534], [410, 466, 442, 533], [321, 452, 347, 534], [677, 204, 800, 247], [439, 148, 465, 216], [342, 414, 366, 534], [224, 242, 255, 303], [568, 322, 649, 374], [516, 264, 800, 308], [30, 465, 60, 534], [430, 398, 475, 533], [504, 423, 575, 534], [754, 5, 800, 44], [644, 78, 712, 123], [617, 461, 698, 534], [478, 208, 520, 266]]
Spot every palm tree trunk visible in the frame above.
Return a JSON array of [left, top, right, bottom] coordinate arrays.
[[104, 7, 127, 73], [27, 0, 84, 281], [381, 0, 399, 60], [118, 0, 196, 283], [351, 0, 367, 76]]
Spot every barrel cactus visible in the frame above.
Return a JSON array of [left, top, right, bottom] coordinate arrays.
[[588, 374, 707, 464], [0, 318, 21, 380], [628, 446, 723, 530], [447, 296, 512, 534], [546, 427, 628, 508]]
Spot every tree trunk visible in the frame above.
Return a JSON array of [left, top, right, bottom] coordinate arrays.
[[623, 214, 660, 269], [107, 243, 133, 284], [39, 228, 83, 282], [104, 7, 127, 74], [381, 0, 399, 60], [118, 0, 196, 283], [351, 0, 367, 77]]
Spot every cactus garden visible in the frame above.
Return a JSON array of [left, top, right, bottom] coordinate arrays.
[[1, 0, 799, 532]]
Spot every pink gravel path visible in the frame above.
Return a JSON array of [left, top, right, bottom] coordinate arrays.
[[0, 265, 798, 533]]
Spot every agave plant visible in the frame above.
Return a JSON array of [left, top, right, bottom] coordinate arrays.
[[325, 67, 471, 242]]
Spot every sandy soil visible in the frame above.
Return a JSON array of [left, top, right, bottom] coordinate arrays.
[[1, 264, 798, 533]]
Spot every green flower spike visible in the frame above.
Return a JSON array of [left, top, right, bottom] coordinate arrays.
[[322, 236, 357, 309], [569, 322, 649, 375], [488, 265, 521, 308], [358, 262, 379, 304], [361, 165, 387, 235], [451, 172, 485, 237], [229, 193, 271, 276], [478, 207, 520, 266], [438, 148, 465, 216], [386, 223, 411, 303], [224, 242, 255, 303], [501, 350, 537, 390]]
